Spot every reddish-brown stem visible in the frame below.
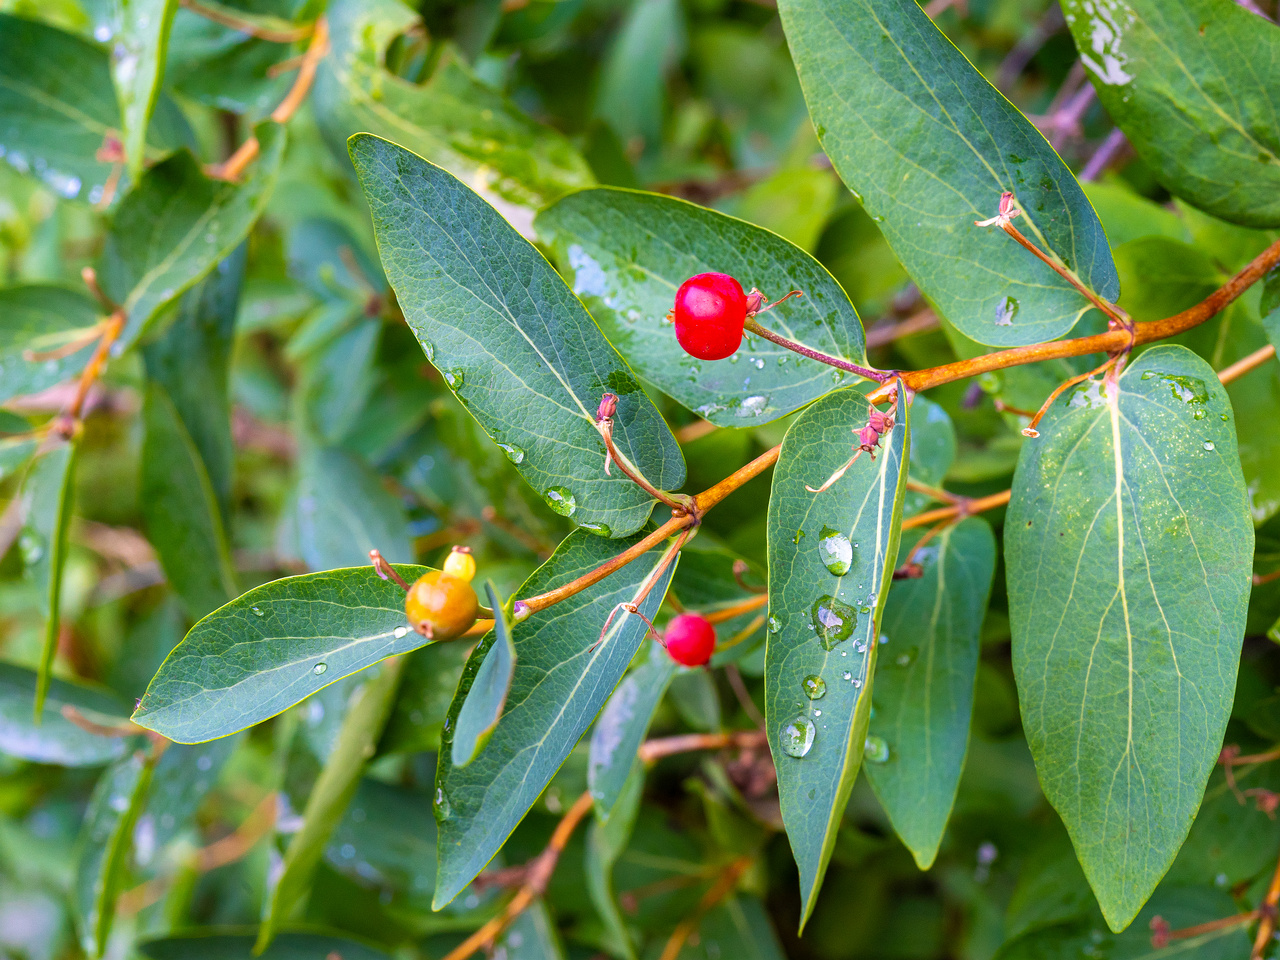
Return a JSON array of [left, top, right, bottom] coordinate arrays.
[[675, 419, 717, 444], [597, 414, 692, 515], [1151, 910, 1259, 949], [49, 309, 125, 439], [638, 729, 768, 763], [865, 309, 939, 349], [440, 790, 594, 960], [61, 704, 143, 738], [732, 558, 767, 593], [658, 857, 753, 960], [369, 549, 411, 592], [743, 317, 891, 382], [21, 321, 109, 363], [902, 489, 1012, 530], [905, 478, 962, 505], [178, 0, 314, 41], [716, 612, 767, 653], [1255, 569, 1280, 587], [1021, 354, 1118, 438], [703, 593, 768, 625], [695, 444, 781, 511], [1224, 746, 1280, 767], [868, 236, 1280, 403], [1251, 849, 1280, 959], [1219, 344, 1276, 385]]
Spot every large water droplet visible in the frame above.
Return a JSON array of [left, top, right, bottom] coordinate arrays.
[[1193, 408, 1205, 420], [811, 595, 857, 649], [864, 735, 891, 764], [251, 606, 264, 617], [433, 787, 452, 821], [779, 716, 816, 758], [497, 443, 525, 464], [1203, 440, 1215, 451], [994, 296, 1019, 326], [578, 521, 612, 536], [444, 369, 465, 389], [543, 486, 577, 517], [817, 526, 853, 576], [313, 662, 328, 675], [768, 615, 783, 634], [735, 395, 769, 418], [802, 675, 827, 699], [394, 626, 409, 639], [1140, 370, 1209, 404]]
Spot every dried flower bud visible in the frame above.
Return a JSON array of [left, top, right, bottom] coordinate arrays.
[[597, 393, 619, 421], [858, 424, 880, 450]]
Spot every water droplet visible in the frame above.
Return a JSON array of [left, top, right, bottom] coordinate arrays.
[[444, 369, 465, 389], [579, 521, 612, 536], [433, 787, 452, 821], [894, 646, 918, 668], [497, 443, 525, 464], [817, 526, 853, 576], [842, 671, 852, 681], [394, 626, 409, 639], [1193, 408, 1205, 420], [543, 486, 577, 517], [779, 716, 816, 758], [735, 395, 768, 418], [751, 357, 765, 370], [814, 709, 822, 716], [802, 675, 827, 699], [768, 616, 783, 634], [793, 529, 806, 545], [864, 735, 891, 764], [1221, 413, 1229, 421], [1203, 440, 1215, 451], [994, 296, 1019, 326], [420, 339, 435, 362], [18, 532, 43, 565], [1140, 370, 1209, 404], [251, 606, 263, 617], [811, 595, 857, 649], [313, 662, 328, 675]]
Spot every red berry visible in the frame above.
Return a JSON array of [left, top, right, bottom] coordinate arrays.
[[672, 272, 747, 361], [664, 613, 717, 666]]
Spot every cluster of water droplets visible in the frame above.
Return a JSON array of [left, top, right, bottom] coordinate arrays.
[[1139, 370, 1222, 454]]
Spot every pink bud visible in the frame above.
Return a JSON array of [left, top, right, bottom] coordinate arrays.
[[868, 409, 892, 433], [858, 424, 880, 449], [744, 289, 766, 316], [597, 393, 618, 421]]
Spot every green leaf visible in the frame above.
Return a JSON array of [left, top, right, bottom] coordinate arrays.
[[139, 933, 393, 960], [1006, 345, 1254, 931], [0, 14, 124, 202], [434, 529, 678, 907], [0, 285, 101, 405], [257, 655, 405, 952], [901, 395, 956, 516], [297, 319, 381, 445], [586, 764, 643, 960], [74, 750, 154, 957], [350, 134, 685, 538], [678, 896, 788, 960], [132, 565, 432, 743], [776, 0, 1118, 347], [325, 778, 438, 906], [137, 735, 240, 863], [1264, 267, 1280, 356], [0, 434, 38, 484], [588, 640, 675, 816], [0, 661, 132, 766], [1062, 0, 1280, 229], [452, 581, 516, 767], [864, 517, 996, 869], [141, 384, 239, 619], [765, 385, 909, 928], [20, 441, 78, 720], [109, 0, 178, 181], [98, 125, 284, 347], [316, 0, 593, 209], [592, 0, 683, 149], [535, 187, 868, 426], [378, 641, 472, 754], [285, 442, 414, 570], [496, 901, 568, 959]]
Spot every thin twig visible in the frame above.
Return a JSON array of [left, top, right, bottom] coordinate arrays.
[[658, 857, 753, 960], [902, 489, 1012, 531], [724, 664, 766, 730], [1151, 909, 1260, 949], [742, 316, 890, 382], [864, 309, 939, 349], [1218, 344, 1276, 385], [703, 593, 768, 625], [674, 419, 717, 444], [905, 478, 963, 505], [179, 0, 314, 41], [638, 730, 768, 763], [1250, 848, 1280, 959], [1080, 127, 1130, 182]]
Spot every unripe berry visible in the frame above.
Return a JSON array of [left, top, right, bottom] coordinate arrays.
[[664, 613, 717, 667], [405, 547, 478, 640], [671, 272, 747, 361]]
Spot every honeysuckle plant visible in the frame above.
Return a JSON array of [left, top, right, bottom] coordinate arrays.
[[2, 0, 1280, 959]]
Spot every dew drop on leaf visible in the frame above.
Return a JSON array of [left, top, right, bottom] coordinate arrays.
[[802, 675, 826, 699], [811, 595, 857, 649], [394, 626, 409, 639], [768, 615, 783, 634], [251, 606, 263, 617], [444, 369, 465, 389], [1203, 440, 1215, 451], [779, 716, 816, 758], [313, 662, 327, 675], [864, 735, 891, 764], [578, 521, 612, 536], [497, 443, 525, 464], [817, 525, 853, 576], [994, 296, 1019, 326], [543, 486, 577, 517], [434, 787, 452, 821]]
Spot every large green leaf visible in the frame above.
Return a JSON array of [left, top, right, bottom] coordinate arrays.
[[901, 395, 956, 516], [74, 750, 154, 957], [325, 778, 438, 906], [139, 933, 393, 960], [20, 441, 79, 719], [132, 565, 433, 743], [679, 896, 789, 960], [140, 384, 238, 619], [0, 662, 133, 766], [434, 530, 678, 907], [496, 901, 568, 959], [109, 0, 178, 181], [536, 187, 867, 426], [1007, 345, 1254, 931], [0, 285, 101, 405], [136, 735, 240, 866], [350, 134, 685, 538], [451, 581, 516, 767], [586, 764, 643, 960], [257, 655, 405, 952], [777, 0, 1118, 347], [765, 386, 909, 927], [1062, 0, 1280, 229], [864, 517, 995, 870], [316, 0, 592, 209], [97, 125, 283, 346]]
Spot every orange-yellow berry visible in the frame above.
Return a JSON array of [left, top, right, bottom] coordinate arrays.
[[442, 546, 476, 582], [405, 570, 478, 640]]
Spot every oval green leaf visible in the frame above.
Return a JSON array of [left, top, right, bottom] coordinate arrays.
[[864, 517, 996, 870], [777, 0, 1118, 347], [349, 133, 685, 538], [132, 565, 433, 743], [1062, 0, 1280, 229], [1007, 345, 1254, 931], [451, 581, 517, 767], [765, 385, 909, 927], [433, 529, 678, 907], [536, 187, 867, 426]]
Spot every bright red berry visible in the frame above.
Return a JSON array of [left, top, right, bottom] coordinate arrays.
[[672, 272, 747, 361], [664, 613, 717, 666]]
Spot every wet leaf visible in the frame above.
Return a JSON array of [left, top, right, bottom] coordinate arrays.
[[536, 187, 868, 427], [1007, 345, 1254, 931], [139, 932, 393, 959], [778, 0, 1117, 347], [109, 0, 178, 181], [452, 581, 516, 767], [0, 662, 133, 766], [434, 530, 677, 907], [865, 517, 996, 869], [586, 764, 644, 959], [765, 385, 909, 927], [132, 565, 431, 743], [350, 134, 685, 538], [325, 778, 438, 906], [134, 735, 240, 869]]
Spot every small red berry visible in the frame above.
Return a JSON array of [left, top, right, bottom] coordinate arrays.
[[672, 272, 747, 361], [664, 613, 717, 666]]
